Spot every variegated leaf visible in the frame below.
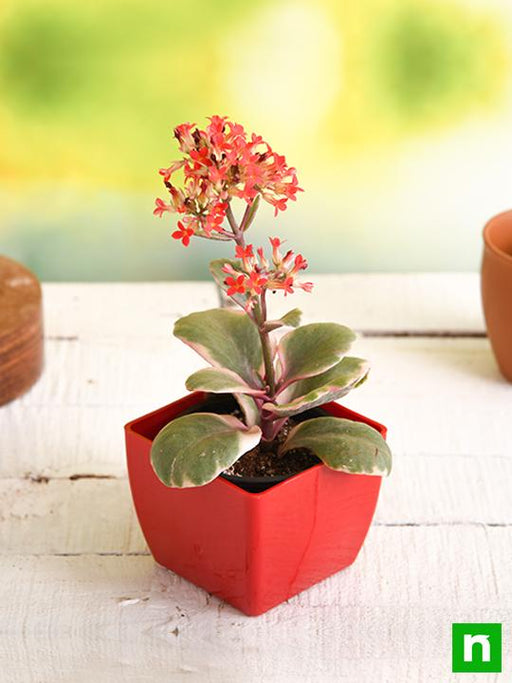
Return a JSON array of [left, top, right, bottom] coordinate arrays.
[[151, 413, 262, 487], [264, 356, 370, 417], [235, 393, 261, 427], [174, 308, 263, 387], [264, 308, 303, 332], [277, 323, 356, 384], [280, 308, 302, 327], [281, 417, 391, 476], [185, 368, 266, 396]]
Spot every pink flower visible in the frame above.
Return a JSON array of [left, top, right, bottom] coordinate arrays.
[[172, 221, 195, 246], [158, 160, 185, 182], [235, 244, 255, 269], [155, 118, 313, 302], [224, 239, 313, 302], [291, 254, 308, 274], [203, 201, 227, 235], [153, 198, 172, 217], [235, 244, 253, 260], [221, 263, 238, 276], [268, 196, 288, 217], [225, 274, 247, 296], [281, 277, 294, 295], [247, 271, 267, 295], [190, 146, 212, 168], [173, 123, 196, 153], [269, 237, 283, 265], [155, 117, 303, 243]]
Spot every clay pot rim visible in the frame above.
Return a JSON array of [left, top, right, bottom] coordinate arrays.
[[483, 210, 512, 265]]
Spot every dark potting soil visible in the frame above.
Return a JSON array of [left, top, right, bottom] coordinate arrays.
[[222, 418, 319, 478], [184, 394, 322, 480]]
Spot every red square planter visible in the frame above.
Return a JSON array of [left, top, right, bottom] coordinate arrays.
[[125, 392, 387, 616]]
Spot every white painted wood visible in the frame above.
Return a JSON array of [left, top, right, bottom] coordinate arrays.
[[0, 336, 508, 477], [0, 479, 146, 556], [2, 451, 512, 558], [1, 277, 510, 683], [0, 527, 510, 682], [41, 273, 485, 339]]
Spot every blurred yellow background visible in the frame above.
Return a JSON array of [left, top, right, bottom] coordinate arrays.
[[1, 0, 512, 280]]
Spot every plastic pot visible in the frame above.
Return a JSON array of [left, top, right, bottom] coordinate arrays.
[[125, 391, 387, 616]]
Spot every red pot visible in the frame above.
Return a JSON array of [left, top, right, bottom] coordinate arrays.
[[125, 392, 387, 616]]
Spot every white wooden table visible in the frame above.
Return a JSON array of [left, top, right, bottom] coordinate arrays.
[[1, 274, 510, 682]]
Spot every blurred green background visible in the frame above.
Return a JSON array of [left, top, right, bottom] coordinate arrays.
[[1, 0, 512, 280]]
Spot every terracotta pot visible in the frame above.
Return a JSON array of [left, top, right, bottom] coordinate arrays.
[[125, 392, 387, 616], [0, 255, 44, 406], [482, 210, 512, 381]]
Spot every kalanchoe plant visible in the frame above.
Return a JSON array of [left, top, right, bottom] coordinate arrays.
[[151, 116, 391, 487]]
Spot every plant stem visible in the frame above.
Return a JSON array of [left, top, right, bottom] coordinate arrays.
[[255, 291, 276, 398], [226, 204, 244, 244], [225, 201, 278, 437]]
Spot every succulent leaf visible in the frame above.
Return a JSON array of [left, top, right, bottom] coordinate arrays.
[[174, 308, 263, 387], [281, 416, 391, 476], [151, 413, 262, 487], [279, 308, 303, 327], [264, 356, 370, 417], [277, 323, 356, 384], [185, 368, 265, 395], [234, 393, 261, 427]]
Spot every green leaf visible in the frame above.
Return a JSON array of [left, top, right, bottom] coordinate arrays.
[[174, 308, 263, 387], [209, 258, 250, 309], [265, 357, 370, 417], [277, 323, 356, 384], [281, 417, 391, 476], [264, 308, 303, 332], [151, 413, 262, 487], [280, 308, 302, 327], [235, 393, 261, 427], [185, 368, 266, 395], [242, 194, 260, 231]]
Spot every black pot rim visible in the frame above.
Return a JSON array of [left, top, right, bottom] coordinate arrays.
[[220, 471, 288, 485]]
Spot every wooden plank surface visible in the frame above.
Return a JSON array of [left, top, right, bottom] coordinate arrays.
[[0, 275, 510, 683], [41, 274, 485, 338], [1, 527, 510, 683], [1, 336, 507, 477]]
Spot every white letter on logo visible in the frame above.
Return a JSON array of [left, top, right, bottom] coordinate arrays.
[[464, 634, 491, 662]]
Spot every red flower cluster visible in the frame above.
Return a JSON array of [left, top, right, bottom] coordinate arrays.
[[222, 238, 313, 309], [154, 116, 302, 245]]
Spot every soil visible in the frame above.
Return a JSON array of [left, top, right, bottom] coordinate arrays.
[[185, 394, 322, 480], [223, 418, 319, 478]]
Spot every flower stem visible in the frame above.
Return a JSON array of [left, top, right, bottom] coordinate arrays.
[[226, 204, 244, 244], [225, 202, 278, 438], [255, 291, 276, 398]]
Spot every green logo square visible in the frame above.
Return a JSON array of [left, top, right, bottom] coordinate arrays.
[[452, 623, 502, 673]]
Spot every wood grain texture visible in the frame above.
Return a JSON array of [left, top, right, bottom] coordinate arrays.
[[0, 256, 43, 406], [41, 274, 485, 340], [1, 453, 512, 557], [0, 336, 507, 477], [0, 277, 510, 683], [1, 527, 510, 682]]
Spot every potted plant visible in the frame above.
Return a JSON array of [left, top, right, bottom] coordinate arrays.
[[125, 117, 392, 616]]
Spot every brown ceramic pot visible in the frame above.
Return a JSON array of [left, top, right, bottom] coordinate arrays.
[[0, 255, 44, 405], [481, 210, 512, 381]]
